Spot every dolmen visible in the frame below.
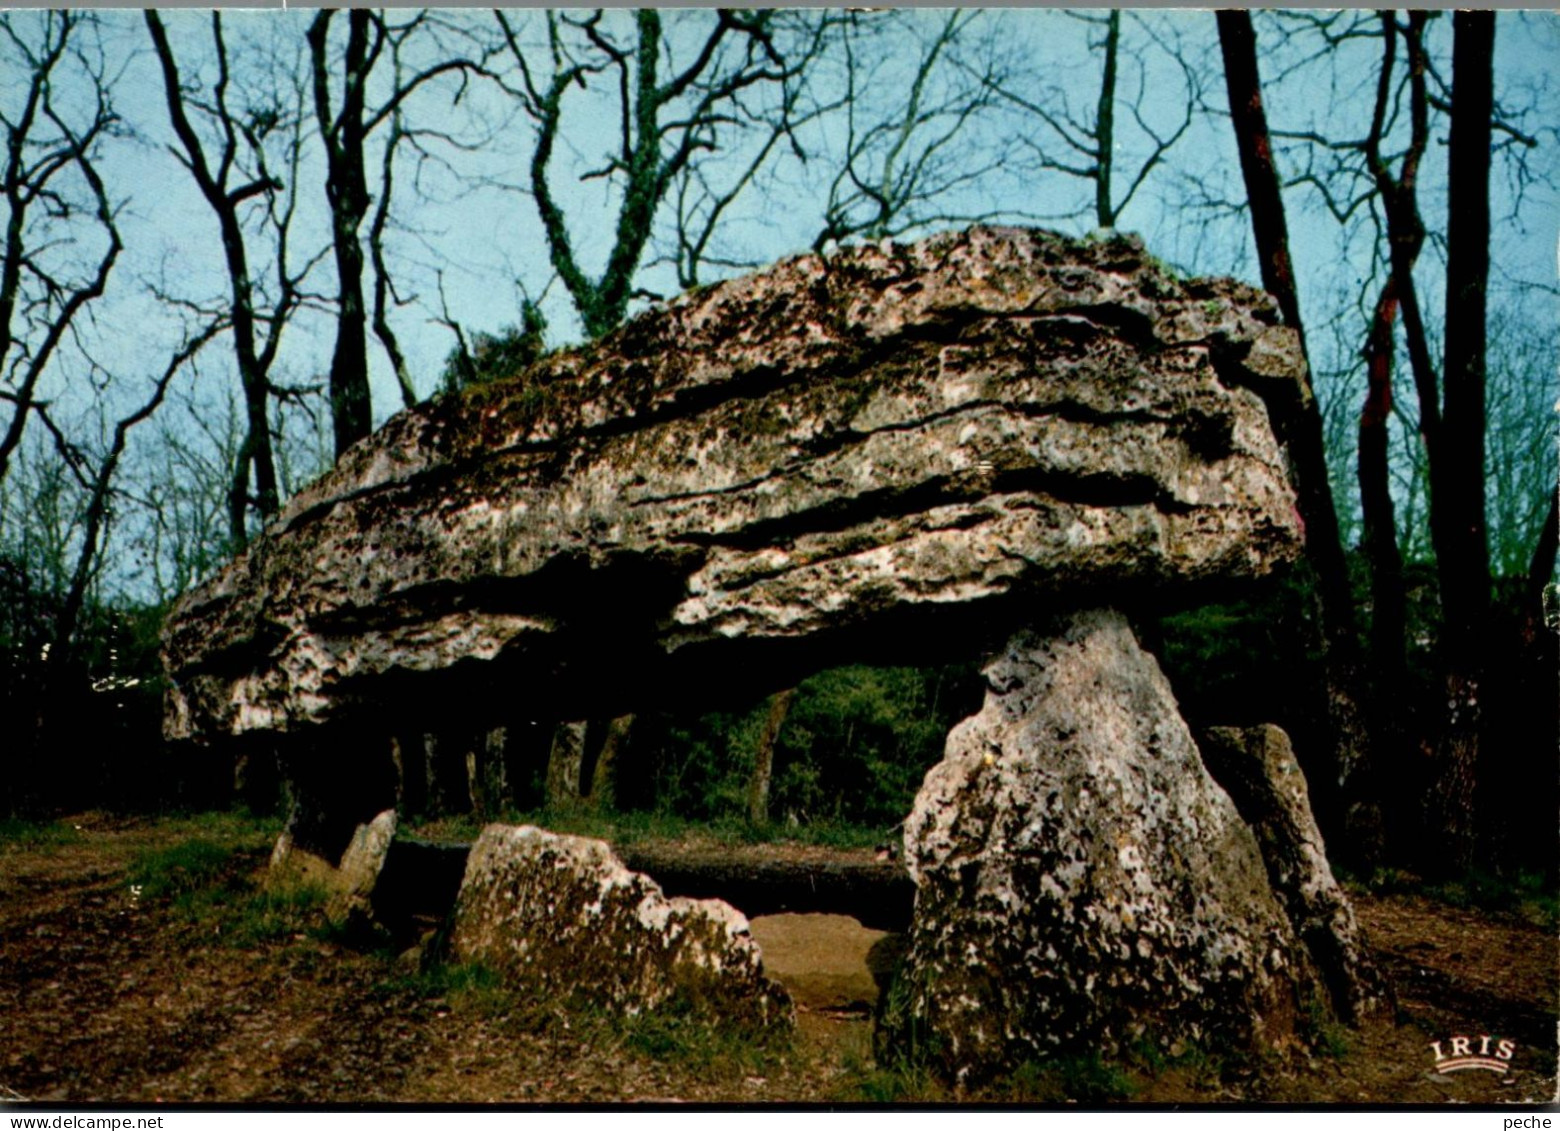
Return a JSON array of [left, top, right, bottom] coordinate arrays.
[[161, 226, 1387, 1083]]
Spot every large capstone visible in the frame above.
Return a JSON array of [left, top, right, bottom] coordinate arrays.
[[880, 609, 1317, 1085], [161, 226, 1303, 745], [448, 824, 793, 1030]]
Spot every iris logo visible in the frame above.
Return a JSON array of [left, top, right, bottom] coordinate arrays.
[[1429, 1034, 1515, 1074]]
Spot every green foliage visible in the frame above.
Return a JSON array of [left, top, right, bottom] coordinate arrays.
[[406, 807, 885, 851], [624, 662, 981, 833], [0, 818, 82, 848], [129, 838, 235, 899], [440, 301, 549, 395], [219, 882, 332, 948], [1357, 865, 1560, 931], [613, 994, 792, 1075], [836, 1058, 946, 1103], [389, 961, 517, 1021], [1299, 998, 1352, 1061], [999, 1054, 1138, 1102], [126, 831, 345, 948]]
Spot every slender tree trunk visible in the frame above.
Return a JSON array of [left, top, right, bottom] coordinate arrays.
[[748, 688, 796, 825], [1094, 10, 1120, 228], [1216, 10, 1381, 866], [1426, 11, 1496, 872], [1359, 285, 1406, 689], [1526, 487, 1558, 613], [310, 10, 376, 457], [146, 13, 284, 549]]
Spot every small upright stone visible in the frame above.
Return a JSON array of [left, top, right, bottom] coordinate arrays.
[[1200, 724, 1393, 1024]]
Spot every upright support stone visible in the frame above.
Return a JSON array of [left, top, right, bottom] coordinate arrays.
[[545, 720, 588, 809], [1199, 724, 1393, 1024], [273, 725, 397, 873], [389, 732, 427, 817], [584, 715, 632, 811], [882, 609, 1316, 1085], [480, 725, 511, 812]]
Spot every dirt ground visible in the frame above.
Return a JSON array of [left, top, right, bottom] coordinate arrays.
[[0, 812, 1555, 1105]]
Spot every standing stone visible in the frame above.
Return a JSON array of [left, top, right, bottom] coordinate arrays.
[[1199, 724, 1393, 1024], [450, 824, 793, 1030], [882, 609, 1316, 1085], [545, 720, 588, 809], [584, 714, 632, 811]]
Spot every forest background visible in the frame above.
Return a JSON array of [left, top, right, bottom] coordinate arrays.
[[0, 8, 1554, 884]]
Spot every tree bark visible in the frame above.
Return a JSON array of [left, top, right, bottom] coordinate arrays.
[[1359, 283, 1406, 692], [1426, 11, 1497, 873], [309, 10, 377, 457], [1094, 10, 1120, 228], [1526, 487, 1558, 613]]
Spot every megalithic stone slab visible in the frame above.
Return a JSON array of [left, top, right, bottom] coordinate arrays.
[[1199, 724, 1394, 1024], [160, 226, 1303, 745], [881, 610, 1317, 1085], [449, 824, 794, 1031]]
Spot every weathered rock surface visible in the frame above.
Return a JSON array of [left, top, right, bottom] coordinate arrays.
[[881, 610, 1316, 1084], [1200, 724, 1393, 1024], [161, 226, 1303, 745], [267, 806, 397, 926], [449, 824, 793, 1030]]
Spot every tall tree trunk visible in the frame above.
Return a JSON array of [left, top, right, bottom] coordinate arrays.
[[1526, 487, 1558, 615], [1216, 10, 1381, 866], [1094, 10, 1120, 228], [310, 10, 376, 458], [1427, 11, 1496, 872], [1359, 279, 1406, 691]]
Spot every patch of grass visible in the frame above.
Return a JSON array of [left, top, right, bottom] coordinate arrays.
[[1301, 999, 1352, 1061], [226, 883, 332, 947], [1350, 865, 1560, 931], [381, 960, 527, 1022], [129, 839, 236, 899], [838, 1058, 946, 1103], [0, 818, 83, 848], [159, 808, 281, 846], [995, 1053, 1138, 1102], [127, 832, 343, 950], [610, 994, 792, 1077]]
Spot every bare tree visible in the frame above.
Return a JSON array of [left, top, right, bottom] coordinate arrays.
[[495, 9, 821, 339], [1216, 9, 1383, 865], [657, 16, 839, 289], [145, 11, 317, 550], [1426, 10, 1496, 868], [814, 9, 1014, 249], [1353, 12, 1437, 716], [308, 9, 479, 452], [988, 10, 1197, 230], [0, 12, 121, 488], [43, 323, 225, 680]]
